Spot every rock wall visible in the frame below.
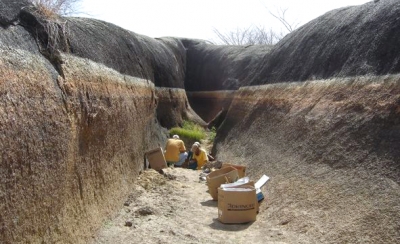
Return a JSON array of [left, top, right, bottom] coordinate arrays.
[[0, 41, 164, 242], [1, 0, 400, 243], [156, 88, 206, 128], [181, 38, 272, 91], [249, 0, 400, 85], [186, 91, 235, 123], [182, 1, 400, 90], [213, 76, 400, 243], [0, 1, 191, 243]]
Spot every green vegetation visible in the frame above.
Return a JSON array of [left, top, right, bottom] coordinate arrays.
[[169, 121, 206, 143], [169, 121, 218, 149], [209, 126, 217, 141]]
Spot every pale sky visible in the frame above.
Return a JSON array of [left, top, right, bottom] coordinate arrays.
[[75, 0, 371, 42]]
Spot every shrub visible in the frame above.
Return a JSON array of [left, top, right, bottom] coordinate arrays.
[[209, 126, 217, 142], [169, 121, 206, 146], [169, 127, 205, 143], [28, 0, 81, 18], [169, 121, 219, 149]]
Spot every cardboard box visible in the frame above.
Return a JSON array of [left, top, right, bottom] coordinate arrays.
[[221, 180, 259, 212], [221, 163, 246, 178], [220, 177, 253, 189], [145, 147, 167, 171], [206, 166, 239, 200], [218, 186, 257, 224]]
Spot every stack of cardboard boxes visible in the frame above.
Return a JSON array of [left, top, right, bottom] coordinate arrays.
[[144, 148, 269, 224], [206, 163, 269, 224]]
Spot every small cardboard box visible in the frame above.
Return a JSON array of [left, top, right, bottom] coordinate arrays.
[[221, 163, 246, 178], [221, 180, 259, 212], [218, 186, 257, 224], [206, 166, 239, 200], [145, 147, 167, 171]]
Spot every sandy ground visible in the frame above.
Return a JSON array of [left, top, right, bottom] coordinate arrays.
[[90, 167, 311, 244]]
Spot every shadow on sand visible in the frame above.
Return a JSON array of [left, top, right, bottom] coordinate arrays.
[[209, 218, 254, 231], [200, 200, 218, 207]]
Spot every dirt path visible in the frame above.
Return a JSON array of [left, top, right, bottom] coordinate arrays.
[[91, 167, 306, 244]]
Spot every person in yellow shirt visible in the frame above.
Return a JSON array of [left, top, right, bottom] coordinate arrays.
[[164, 135, 187, 167], [188, 143, 208, 170]]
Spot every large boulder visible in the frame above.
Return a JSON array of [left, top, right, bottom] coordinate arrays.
[[65, 18, 187, 88], [18, 8, 187, 89], [250, 0, 400, 85], [182, 1, 400, 91]]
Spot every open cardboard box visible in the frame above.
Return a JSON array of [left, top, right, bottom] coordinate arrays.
[[218, 185, 258, 224], [145, 147, 167, 171], [221, 163, 246, 178], [206, 166, 239, 200]]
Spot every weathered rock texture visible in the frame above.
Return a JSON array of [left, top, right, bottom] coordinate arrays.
[[0, 1, 198, 243], [209, 1, 400, 242], [0, 43, 163, 243], [186, 91, 235, 123], [181, 0, 400, 89], [182, 38, 273, 91], [0, 0, 29, 26], [214, 76, 400, 243], [156, 88, 206, 128], [1, 0, 400, 243], [17, 9, 187, 89], [250, 0, 400, 85]]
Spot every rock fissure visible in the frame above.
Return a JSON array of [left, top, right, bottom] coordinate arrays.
[[0, 0, 399, 243]]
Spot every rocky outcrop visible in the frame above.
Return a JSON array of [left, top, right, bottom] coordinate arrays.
[[206, 1, 400, 242], [0, 44, 164, 243], [156, 88, 206, 128], [0, 0, 29, 26], [17, 8, 187, 89], [186, 91, 235, 123], [250, 0, 400, 85], [182, 38, 273, 91], [0, 1, 194, 243], [1, 0, 400, 243], [182, 1, 400, 90], [213, 76, 400, 243]]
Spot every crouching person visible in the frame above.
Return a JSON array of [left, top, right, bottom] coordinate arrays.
[[188, 143, 208, 170], [164, 135, 188, 167]]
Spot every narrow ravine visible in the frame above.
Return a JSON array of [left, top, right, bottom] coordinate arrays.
[[90, 167, 310, 244]]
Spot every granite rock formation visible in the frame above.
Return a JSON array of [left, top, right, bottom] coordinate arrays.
[[0, 1, 201, 243], [1, 0, 400, 243], [213, 76, 400, 243]]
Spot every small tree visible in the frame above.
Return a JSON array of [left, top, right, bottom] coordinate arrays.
[[267, 7, 300, 33], [212, 7, 300, 46], [213, 25, 279, 45]]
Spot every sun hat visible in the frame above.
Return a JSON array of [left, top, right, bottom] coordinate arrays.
[[191, 143, 199, 152]]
